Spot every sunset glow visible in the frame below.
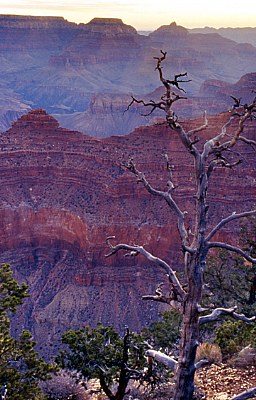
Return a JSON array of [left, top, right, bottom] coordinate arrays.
[[0, 0, 256, 30]]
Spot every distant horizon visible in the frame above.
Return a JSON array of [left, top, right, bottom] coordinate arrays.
[[0, 0, 256, 31], [0, 13, 256, 32]]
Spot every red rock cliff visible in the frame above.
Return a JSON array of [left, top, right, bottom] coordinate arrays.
[[0, 109, 255, 357]]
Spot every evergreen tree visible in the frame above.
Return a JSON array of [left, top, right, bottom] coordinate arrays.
[[0, 263, 55, 400], [57, 323, 146, 400]]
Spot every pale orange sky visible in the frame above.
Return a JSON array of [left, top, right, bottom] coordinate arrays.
[[0, 0, 255, 30]]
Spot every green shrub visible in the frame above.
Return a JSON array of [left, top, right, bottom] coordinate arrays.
[[214, 320, 256, 356]]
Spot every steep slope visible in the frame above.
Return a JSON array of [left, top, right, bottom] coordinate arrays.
[[0, 109, 255, 357]]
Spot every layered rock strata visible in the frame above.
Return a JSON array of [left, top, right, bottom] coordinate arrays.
[[0, 109, 255, 357]]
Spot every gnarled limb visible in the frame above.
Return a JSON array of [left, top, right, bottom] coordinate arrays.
[[145, 351, 209, 371], [207, 242, 256, 264], [239, 135, 256, 148], [231, 387, 256, 400], [124, 158, 192, 252], [206, 210, 256, 242], [218, 96, 256, 150], [207, 158, 242, 178], [125, 96, 166, 115], [142, 282, 183, 312], [145, 349, 178, 371], [105, 236, 186, 302], [187, 111, 208, 138], [201, 116, 234, 161], [199, 306, 256, 325]]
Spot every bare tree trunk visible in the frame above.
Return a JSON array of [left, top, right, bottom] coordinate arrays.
[[174, 256, 203, 400]]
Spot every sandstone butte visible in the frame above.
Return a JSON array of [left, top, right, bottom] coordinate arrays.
[[0, 109, 255, 358]]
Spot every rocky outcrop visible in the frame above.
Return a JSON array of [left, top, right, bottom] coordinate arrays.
[[0, 109, 255, 357], [200, 72, 256, 110], [49, 17, 144, 66], [0, 15, 78, 51], [149, 21, 189, 42]]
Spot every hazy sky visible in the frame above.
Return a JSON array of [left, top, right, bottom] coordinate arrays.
[[0, 0, 255, 30]]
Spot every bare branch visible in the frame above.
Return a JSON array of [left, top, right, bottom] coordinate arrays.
[[187, 111, 208, 138], [145, 349, 178, 371], [218, 97, 256, 150], [229, 97, 256, 147], [199, 306, 256, 325], [165, 153, 176, 191], [125, 96, 165, 115], [124, 158, 192, 251], [207, 242, 256, 264], [142, 282, 183, 311], [194, 359, 209, 369], [201, 116, 234, 160], [207, 157, 242, 178], [166, 72, 192, 93], [142, 294, 182, 311], [146, 350, 208, 371], [239, 135, 256, 149], [230, 95, 242, 109], [206, 210, 256, 242], [230, 387, 256, 400], [105, 236, 186, 301]]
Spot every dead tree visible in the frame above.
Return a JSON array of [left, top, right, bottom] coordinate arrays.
[[106, 51, 256, 400]]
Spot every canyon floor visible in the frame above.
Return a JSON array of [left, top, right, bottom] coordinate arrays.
[[88, 364, 256, 399], [195, 364, 256, 400]]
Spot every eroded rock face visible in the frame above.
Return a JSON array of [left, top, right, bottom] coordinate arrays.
[[0, 109, 255, 357]]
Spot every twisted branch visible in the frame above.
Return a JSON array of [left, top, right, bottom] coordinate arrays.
[[105, 236, 186, 302], [231, 387, 256, 400], [207, 241, 256, 264], [206, 210, 256, 242], [199, 306, 256, 325]]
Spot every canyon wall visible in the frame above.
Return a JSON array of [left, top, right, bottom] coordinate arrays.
[[0, 109, 255, 357]]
